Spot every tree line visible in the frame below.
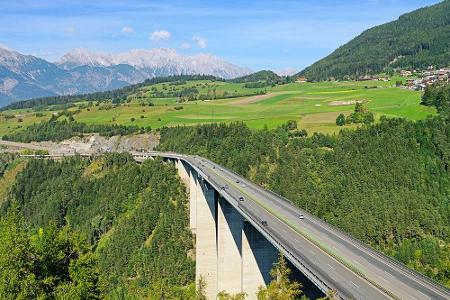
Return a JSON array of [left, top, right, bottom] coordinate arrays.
[[157, 117, 450, 287], [1, 75, 224, 111], [2, 119, 147, 143], [421, 82, 450, 113]]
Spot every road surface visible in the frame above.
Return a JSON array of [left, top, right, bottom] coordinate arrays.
[[16, 150, 450, 300], [141, 152, 450, 300]]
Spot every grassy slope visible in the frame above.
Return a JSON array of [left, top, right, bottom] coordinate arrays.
[[0, 78, 435, 136]]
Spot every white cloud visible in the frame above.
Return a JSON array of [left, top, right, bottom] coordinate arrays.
[[65, 26, 76, 33], [121, 26, 134, 34], [0, 43, 12, 51], [193, 36, 207, 48], [180, 42, 191, 49], [150, 30, 171, 41]]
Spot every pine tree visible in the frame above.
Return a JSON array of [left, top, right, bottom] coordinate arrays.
[[257, 254, 302, 300]]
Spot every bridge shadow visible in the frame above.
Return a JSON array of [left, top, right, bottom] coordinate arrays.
[[287, 259, 325, 299]]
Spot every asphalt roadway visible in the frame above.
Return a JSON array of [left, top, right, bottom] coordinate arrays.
[[168, 153, 449, 300], [13, 147, 450, 300]]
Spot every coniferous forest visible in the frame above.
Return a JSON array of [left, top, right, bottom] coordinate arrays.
[[157, 113, 450, 287], [299, 0, 450, 81], [0, 84, 449, 298], [0, 154, 195, 299]]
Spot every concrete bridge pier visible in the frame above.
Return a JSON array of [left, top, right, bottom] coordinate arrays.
[[242, 221, 278, 299], [175, 159, 190, 186], [195, 178, 218, 298], [173, 160, 278, 299], [189, 168, 198, 232], [217, 197, 243, 294]]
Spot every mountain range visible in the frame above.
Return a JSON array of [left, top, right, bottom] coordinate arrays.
[[299, 0, 450, 81], [0, 46, 250, 106]]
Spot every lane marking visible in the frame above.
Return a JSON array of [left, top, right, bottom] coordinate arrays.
[[351, 281, 359, 289], [201, 161, 400, 300], [377, 275, 390, 284], [328, 264, 335, 270]]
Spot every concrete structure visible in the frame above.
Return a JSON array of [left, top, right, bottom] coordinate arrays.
[[189, 168, 198, 232], [217, 197, 243, 294], [242, 221, 278, 297], [195, 179, 218, 298], [19, 152, 450, 300], [192, 173, 278, 299]]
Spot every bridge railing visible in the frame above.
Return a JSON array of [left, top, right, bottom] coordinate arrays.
[[197, 155, 449, 295], [201, 167, 342, 299]]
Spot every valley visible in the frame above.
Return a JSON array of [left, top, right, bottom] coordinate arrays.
[[0, 77, 435, 137], [1, 1, 449, 299]]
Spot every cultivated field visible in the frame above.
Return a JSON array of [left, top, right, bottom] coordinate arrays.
[[0, 79, 436, 137]]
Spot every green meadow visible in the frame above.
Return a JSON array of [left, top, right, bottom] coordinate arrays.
[[0, 79, 436, 137]]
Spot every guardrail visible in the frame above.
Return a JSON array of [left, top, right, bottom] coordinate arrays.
[[19, 152, 450, 299], [198, 155, 450, 298], [261, 182, 449, 297], [192, 160, 343, 299]]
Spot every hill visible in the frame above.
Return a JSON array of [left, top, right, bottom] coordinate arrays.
[[0, 78, 435, 137], [157, 117, 450, 288], [299, 0, 450, 81], [230, 70, 282, 83], [0, 46, 250, 106], [0, 154, 195, 298], [1, 74, 223, 111]]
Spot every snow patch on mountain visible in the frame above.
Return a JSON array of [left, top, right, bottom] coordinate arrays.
[[0, 45, 251, 106], [57, 48, 251, 79]]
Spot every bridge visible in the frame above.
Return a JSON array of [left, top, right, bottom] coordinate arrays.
[[15, 150, 450, 300]]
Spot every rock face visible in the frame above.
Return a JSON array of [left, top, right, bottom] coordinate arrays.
[[57, 48, 250, 80], [0, 46, 251, 106]]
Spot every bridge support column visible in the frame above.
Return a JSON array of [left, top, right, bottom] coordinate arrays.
[[242, 221, 278, 300], [189, 168, 198, 232], [185, 165, 278, 299], [217, 197, 243, 294], [195, 179, 218, 299], [175, 159, 190, 186]]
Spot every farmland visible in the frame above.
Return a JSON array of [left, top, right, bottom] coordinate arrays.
[[0, 78, 436, 137]]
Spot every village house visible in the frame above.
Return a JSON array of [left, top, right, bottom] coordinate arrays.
[[400, 70, 412, 77]]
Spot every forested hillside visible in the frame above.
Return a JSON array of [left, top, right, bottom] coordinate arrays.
[[2, 119, 145, 143], [1, 74, 222, 111], [230, 70, 282, 83], [299, 0, 450, 81], [158, 116, 450, 287], [0, 154, 195, 298], [422, 81, 450, 112]]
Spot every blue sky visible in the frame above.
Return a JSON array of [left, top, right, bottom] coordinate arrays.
[[0, 0, 441, 71]]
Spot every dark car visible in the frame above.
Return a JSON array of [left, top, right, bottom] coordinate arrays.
[[261, 220, 268, 226], [238, 196, 244, 201]]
